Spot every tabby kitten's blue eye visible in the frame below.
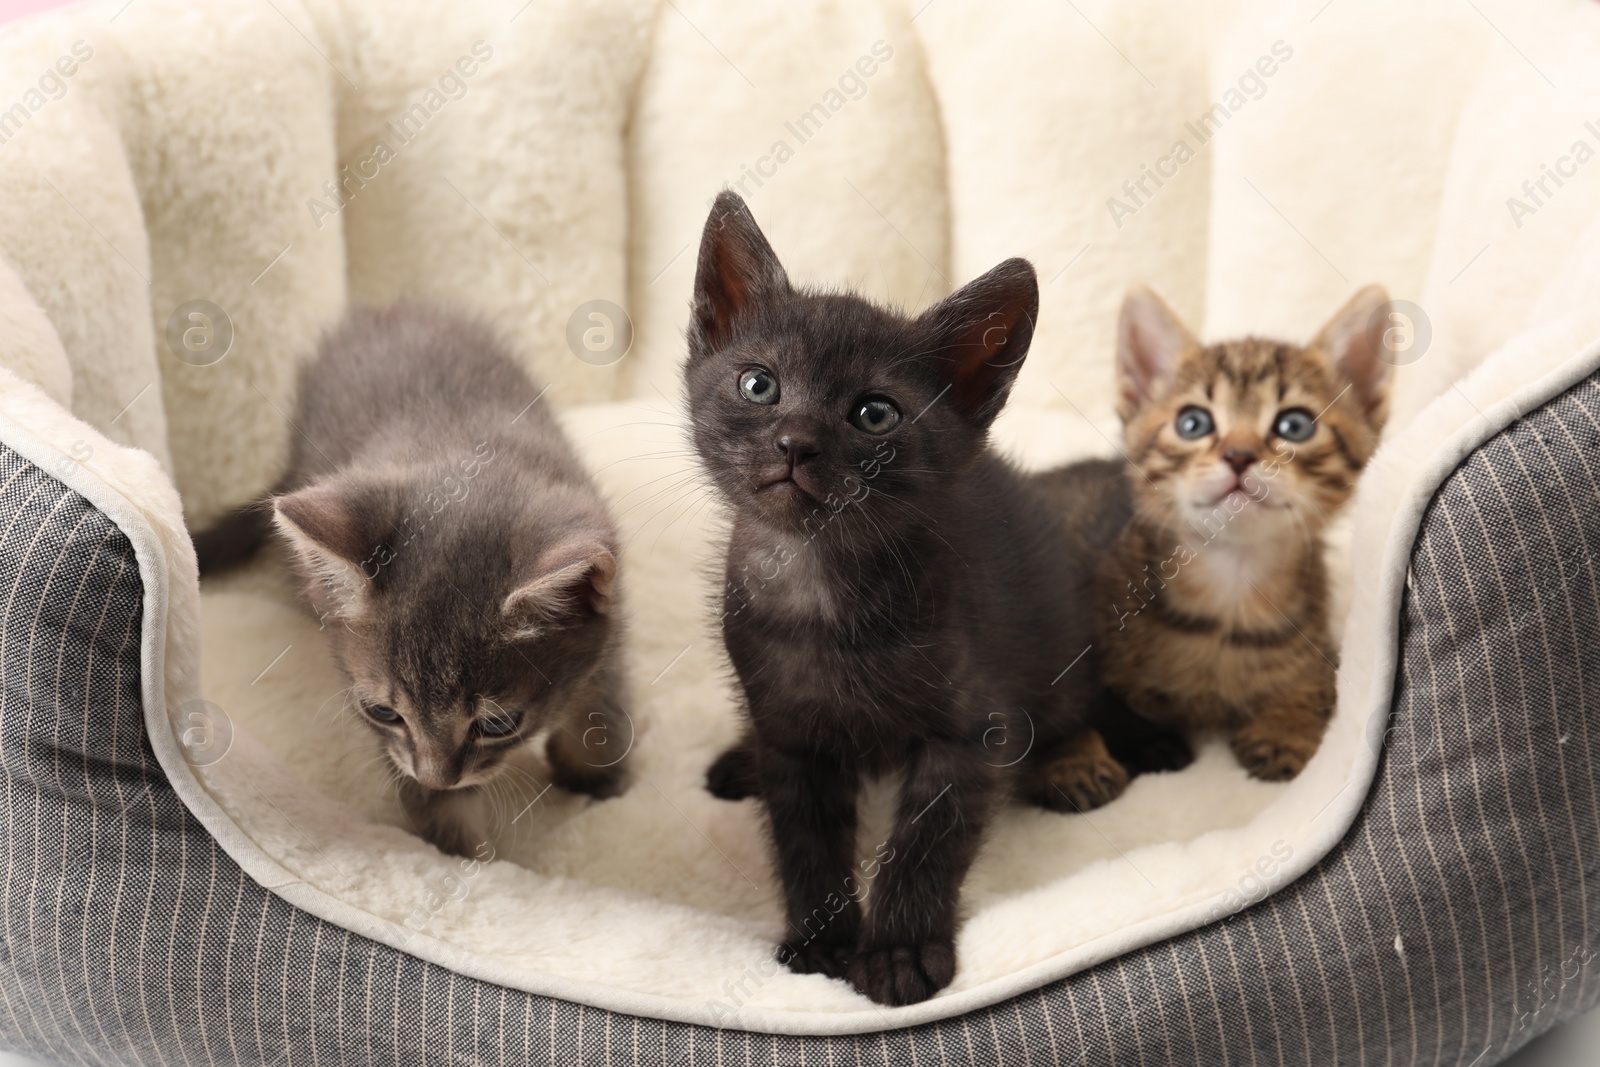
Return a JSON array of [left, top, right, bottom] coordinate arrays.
[[366, 704, 401, 724], [739, 368, 779, 404], [1175, 406, 1214, 439], [850, 397, 901, 435], [475, 711, 520, 738], [1273, 408, 1316, 442]]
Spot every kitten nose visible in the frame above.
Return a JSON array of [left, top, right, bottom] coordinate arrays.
[[777, 434, 819, 465], [1222, 448, 1257, 474], [415, 769, 456, 791], [413, 758, 458, 792]]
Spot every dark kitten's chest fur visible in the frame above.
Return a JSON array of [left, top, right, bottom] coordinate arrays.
[[723, 454, 1091, 772], [686, 192, 1096, 1007]]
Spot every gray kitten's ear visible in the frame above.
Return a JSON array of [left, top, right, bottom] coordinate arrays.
[[690, 191, 790, 352], [274, 484, 373, 565], [917, 257, 1038, 428], [273, 482, 392, 619], [501, 541, 617, 642], [1116, 285, 1198, 421], [1310, 284, 1394, 429]]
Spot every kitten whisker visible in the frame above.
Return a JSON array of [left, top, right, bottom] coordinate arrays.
[[620, 483, 724, 549], [589, 446, 706, 475], [610, 470, 716, 517], [313, 685, 358, 728]]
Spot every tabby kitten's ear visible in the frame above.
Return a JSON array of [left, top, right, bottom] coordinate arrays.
[[273, 480, 397, 617], [690, 191, 791, 353], [501, 540, 617, 642], [917, 257, 1038, 428], [1309, 285, 1394, 430], [1116, 285, 1199, 422]]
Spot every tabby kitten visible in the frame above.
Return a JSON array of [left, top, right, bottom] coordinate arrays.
[[192, 303, 630, 856], [687, 192, 1098, 1006], [1041, 285, 1392, 794]]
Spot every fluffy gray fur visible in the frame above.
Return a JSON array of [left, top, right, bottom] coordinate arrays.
[[193, 303, 630, 856]]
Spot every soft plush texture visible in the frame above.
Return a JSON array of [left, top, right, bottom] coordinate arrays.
[[2, 0, 1600, 1042], [4, 362, 1600, 1064]]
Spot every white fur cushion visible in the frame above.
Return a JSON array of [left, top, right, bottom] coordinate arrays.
[[3, 0, 1600, 1036]]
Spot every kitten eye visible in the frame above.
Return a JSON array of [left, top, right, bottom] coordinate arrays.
[[738, 368, 779, 405], [1175, 406, 1214, 440], [365, 704, 401, 725], [475, 711, 521, 738], [1273, 408, 1316, 442], [850, 397, 901, 435]]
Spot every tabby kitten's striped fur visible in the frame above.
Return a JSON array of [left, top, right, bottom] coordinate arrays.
[[1052, 285, 1393, 796]]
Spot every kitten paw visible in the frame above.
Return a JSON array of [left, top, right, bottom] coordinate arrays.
[[426, 820, 489, 859], [1041, 750, 1130, 813], [706, 743, 759, 801], [399, 781, 492, 858], [1123, 728, 1194, 775], [548, 759, 629, 801], [779, 940, 853, 980], [848, 939, 956, 1006], [546, 699, 633, 800], [1231, 723, 1317, 781]]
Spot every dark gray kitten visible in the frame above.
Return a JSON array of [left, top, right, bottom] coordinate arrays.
[[193, 303, 629, 856], [686, 193, 1100, 1006]]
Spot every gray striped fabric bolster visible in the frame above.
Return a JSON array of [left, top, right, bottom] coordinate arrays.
[[1, 374, 1598, 1065]]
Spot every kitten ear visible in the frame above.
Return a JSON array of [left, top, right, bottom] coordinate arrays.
[[1116, 286, 1198, 421], [690, 191, 790, 352], [273, 482, 394, 618], [1310, 284, 1394, 428], [500, 541, 617, 642], [917, 257, 1038, 427], [274, 484, 376, 565]]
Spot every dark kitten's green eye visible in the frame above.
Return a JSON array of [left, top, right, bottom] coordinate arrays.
[[366, 704, 401, 724], [476, 711, 520, 738], [1175, 406, 1214, 439], [850, 397, 901, 435], [739, 368, 779, 405], [1273, 408, 1316, 442]]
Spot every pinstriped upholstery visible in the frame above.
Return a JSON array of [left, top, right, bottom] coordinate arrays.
[[1, 375, 1598, 1065]]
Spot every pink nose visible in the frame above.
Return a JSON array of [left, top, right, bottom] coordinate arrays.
[[1222, 448, 1256, 474]]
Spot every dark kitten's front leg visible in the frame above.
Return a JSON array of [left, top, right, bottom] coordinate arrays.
[[759, 743, 862, 980], [850, 742, 996, 1006], [398, 779, 491, 858], [546, 690, 632, 800]]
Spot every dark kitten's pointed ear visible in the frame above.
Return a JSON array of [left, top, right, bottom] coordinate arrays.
[[690, 191, 790, 352], [1116, 286, 1198, 421], [917, 257, 1038, 427], [501, 540, 617, 642], [1310, 284, 1394, 429]]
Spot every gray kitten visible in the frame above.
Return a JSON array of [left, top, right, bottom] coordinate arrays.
[[193, 303, 630, 856]]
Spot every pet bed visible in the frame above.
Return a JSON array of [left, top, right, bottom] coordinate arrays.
[[1, 0, 1599, 1062]]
